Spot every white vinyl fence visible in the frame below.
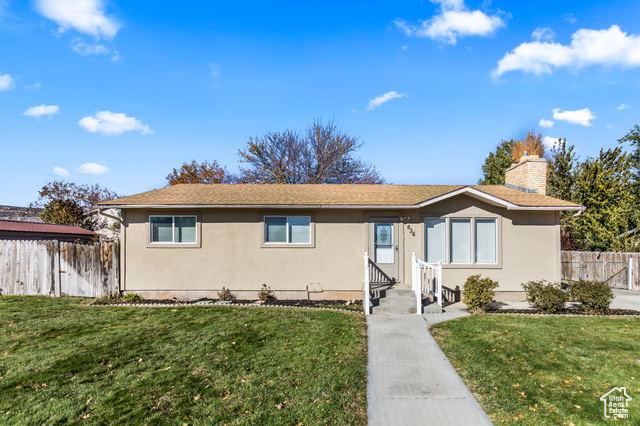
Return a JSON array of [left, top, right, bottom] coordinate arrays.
[[0, 240, 119, 297]]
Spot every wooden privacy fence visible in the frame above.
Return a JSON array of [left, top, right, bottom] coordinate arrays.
[[0, 240, 119, 297], [561, 251, 640, 291]]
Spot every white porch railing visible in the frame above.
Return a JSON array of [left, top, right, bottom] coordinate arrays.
[[411, 252, 443, 315], [363, 252, 371, 315]]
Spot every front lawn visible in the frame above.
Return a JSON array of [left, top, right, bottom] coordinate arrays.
[[0, 297, 367, 425], [431, 314, 640, 425]]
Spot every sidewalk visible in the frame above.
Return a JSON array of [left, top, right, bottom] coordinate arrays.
[[497, 288, 640, 311], [367, 310, 491, 426]]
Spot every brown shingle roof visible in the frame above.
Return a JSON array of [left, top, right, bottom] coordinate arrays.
[[0, 220, 96, 235], [99, 184, 581, 210]]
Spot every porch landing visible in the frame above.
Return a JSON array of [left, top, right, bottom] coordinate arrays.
[[367, 308, 490, 426]]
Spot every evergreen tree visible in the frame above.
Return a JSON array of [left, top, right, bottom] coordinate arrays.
[[478, 140, 514, 185], [563, 147, 639, 251], [547, 138, 577, 202]]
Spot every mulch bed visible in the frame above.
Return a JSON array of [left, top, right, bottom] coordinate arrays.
[[91, 298, 364, 313], [487, 308, 640, 316]]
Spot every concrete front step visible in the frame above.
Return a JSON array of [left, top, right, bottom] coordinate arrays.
[[371, 287, 442, 315], [374, 305, 418, 314], [373, 288, 421, 315]]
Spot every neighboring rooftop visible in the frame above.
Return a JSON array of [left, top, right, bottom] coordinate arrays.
[[0, 219, 95, 236], [0, 205, 43, 222], [98, 184, 582, 210]]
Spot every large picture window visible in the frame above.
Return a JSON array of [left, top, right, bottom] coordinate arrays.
[[150, 216, 197, 244], [424, 217, 497, 265], [264, 216, 311, 244]]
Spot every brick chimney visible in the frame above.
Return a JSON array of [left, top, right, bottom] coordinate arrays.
[[505, 152, 548, 195]]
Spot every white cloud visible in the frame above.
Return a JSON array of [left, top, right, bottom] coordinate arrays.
[[607, 124, 615, 129], [73, 41, 109, 55], [77, 163, 109, 174], [401, 45, 408, 51], [552, 108, 596, 127], [52, 166, 70, 176], [494, 25, 640, 77], [618, 103, 630, 110], [0, 72, 15, 91], [542, 136, 560, 149], [539, 118, 554, 128], [72, 41, 120, 61], [367, 91, 406, 110], [35, 0, 120, 39], [26, 81, 41, 90], [394, 0, 505, 45], [78, 111, 152, 135], [532, 27, 555, 42], [24, 104, 60, 118]]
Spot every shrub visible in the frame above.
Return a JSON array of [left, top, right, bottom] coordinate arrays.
[[95, 293, 119, 303], [122, 292, 142, 302], [462, 274, 499, 313], [570, 280, 614, 314], [258, 284, 275, 302], [218, 287, 236, 302], [522, 280, 568, 313]]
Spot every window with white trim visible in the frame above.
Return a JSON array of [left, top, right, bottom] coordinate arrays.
[[150, 216, 197, 244], [424, 217, 497, 265], [264, 216, 311, 244]]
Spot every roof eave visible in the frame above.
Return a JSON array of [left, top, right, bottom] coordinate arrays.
[[98, 203, 419, 209], [104, 203, 584, 211]]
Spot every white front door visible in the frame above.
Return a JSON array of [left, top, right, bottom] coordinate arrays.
[[369, 218, 399, 282]]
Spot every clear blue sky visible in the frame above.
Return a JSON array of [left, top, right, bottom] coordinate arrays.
[[2, 0, 640, 206]]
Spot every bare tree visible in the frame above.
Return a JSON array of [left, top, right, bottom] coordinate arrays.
[[237, 119, 384, 184]]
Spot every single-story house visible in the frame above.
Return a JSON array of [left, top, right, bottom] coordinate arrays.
[[0, 219, 96, 243], [99, 155, 582, 304]]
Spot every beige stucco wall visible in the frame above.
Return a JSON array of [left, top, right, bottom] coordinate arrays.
[[121, 194, 561, 301], [402, 197, 561, 298], [123, 208, 366, 300]]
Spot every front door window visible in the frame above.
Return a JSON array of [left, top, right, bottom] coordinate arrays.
[[374, 223, 394, 264]]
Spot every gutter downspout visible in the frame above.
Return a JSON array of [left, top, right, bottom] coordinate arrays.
[[96, 208, 123, 224], [560, 207, 585, 222]]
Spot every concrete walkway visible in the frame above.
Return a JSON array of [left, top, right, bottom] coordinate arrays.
[[611, 289, 640, 311], [497, 288, 640, 312], [367, 308, 491, 426]]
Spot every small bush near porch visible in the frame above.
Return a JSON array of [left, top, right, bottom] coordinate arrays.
[[431, 315, 640, 425], [0, 297, 367, 425]]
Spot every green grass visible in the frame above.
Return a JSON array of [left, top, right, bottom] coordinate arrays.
[[431, 315, 640, 425], [0, 297, 367, 425]]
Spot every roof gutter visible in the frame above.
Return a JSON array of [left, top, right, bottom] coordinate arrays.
[[98, 203, 584, 212]]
